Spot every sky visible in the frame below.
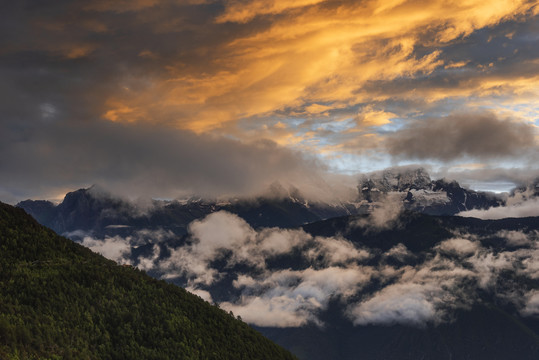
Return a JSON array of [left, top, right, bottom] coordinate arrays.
[[1, 0, 538, 203]]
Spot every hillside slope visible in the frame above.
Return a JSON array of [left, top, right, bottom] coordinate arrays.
[[0, 202, 298, 360]]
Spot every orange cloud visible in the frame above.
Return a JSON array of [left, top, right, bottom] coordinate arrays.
[[356, 106, 396, 128], [216, 0, 327, 23], [99, 0, 537, 142]]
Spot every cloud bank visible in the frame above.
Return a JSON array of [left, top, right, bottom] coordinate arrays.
[[74, 211, 539, 328], [0, 119, 351, 202], [459, 182, 539, 219]]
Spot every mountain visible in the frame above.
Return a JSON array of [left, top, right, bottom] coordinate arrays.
[[13, 170, 533, 360], [17, 169, 504, 241], [9, 179, 539, 359], [357, 168, 503, 215], [17, 185, 358, 239], [0, 201, 298, 360]]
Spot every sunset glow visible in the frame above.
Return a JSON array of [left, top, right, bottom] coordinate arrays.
[[1, 0, 538, 201]]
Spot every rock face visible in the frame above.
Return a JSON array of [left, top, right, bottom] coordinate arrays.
[[18, 187, 143, 237], [358, 168, 433, 195], [358, 168, 503, 215]]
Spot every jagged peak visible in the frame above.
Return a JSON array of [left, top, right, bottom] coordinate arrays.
[[358, 167, 432, 193]]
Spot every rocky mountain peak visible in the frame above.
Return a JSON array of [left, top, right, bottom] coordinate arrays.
[[358, 167, 432, 194]]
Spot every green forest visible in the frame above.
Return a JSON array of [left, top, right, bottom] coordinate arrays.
[[0, 202, 297, 360]]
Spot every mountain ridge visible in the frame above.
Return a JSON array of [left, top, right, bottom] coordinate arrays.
[[17, 168, 508, 241]]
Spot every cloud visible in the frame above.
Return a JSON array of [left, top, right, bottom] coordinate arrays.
[[149, 211, 539, 327], [81, 236, 132, 263], [157, 211, 373, 288], [386, 112, 537, 162], [521, 290, 539, 317], [459, 197, 539, 219], [384, 243, 414, 262], [137, 244, 162, 271], [436, 238, 479, 257], [146, 211, 374, 326], [433, 166, 539, 193], [131, 228, 176, 245], [220, 295, 316, 327], [216, 0, 326, 23], [467, 251, 514, 288], [66, 210, 539, 328], [306, 236, 371, 266], [187, 211, 258, 265], [222, 266, 372, 327], [519, 247, 539, 280], [352, 193, 405, 230], [158, 211, 312, 285], [0, 119, 340, 203], [498, 230, 538, 247], [348, 283, 440, 326], [185, 286, 214, 303], [347, 251, 481, 326]]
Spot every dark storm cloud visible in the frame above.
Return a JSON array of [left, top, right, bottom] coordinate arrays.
[[0, 119, 326, 201], [0, 1, 331, 202], [385, 112, 537, 161]]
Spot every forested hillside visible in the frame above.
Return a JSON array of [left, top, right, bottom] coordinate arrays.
[[0, 202, 297, 360]]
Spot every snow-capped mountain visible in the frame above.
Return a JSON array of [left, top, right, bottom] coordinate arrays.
[[358, 168, 503, 215], [16, 168, 510, 241]]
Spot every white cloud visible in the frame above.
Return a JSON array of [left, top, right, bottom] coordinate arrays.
[[436, 238, 478, 257], [133, 228, 176, 245], [72, 211, 539, 329], [222, 266, 372, 327], [307, 236, 371, 266], [348, 252, 479, 326], [187, 211, 258, 263], [81, 236, 131, 263], [352, 193, 404, 230], [384, 243, 413, 262], [459, 198, 539, 219], [349, 283, 440, 326], [467, 251, 514, 288], [519, 248, 539, 280], [220, 295, 316, 327], [136, 244, 161, 271], [521, 290, 539, 317], [497, 230, 538, 247], [156, 211, 372, 288], [257, 227, 311, 257], [186, 287, 214, 303]]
